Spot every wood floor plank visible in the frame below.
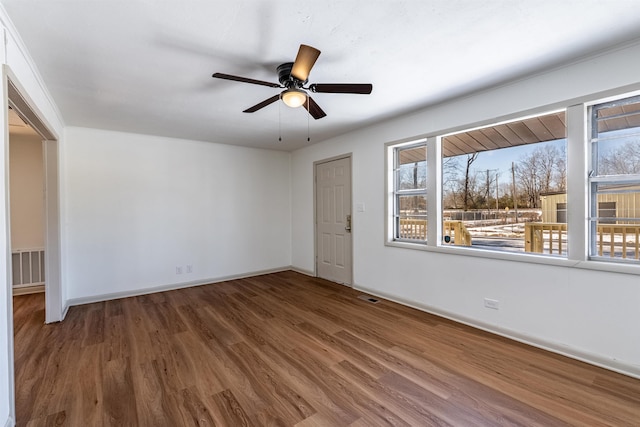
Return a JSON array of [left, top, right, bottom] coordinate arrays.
[[13, 271, 640, 426], [210, 389, 255, 427], [133, 361, 182, 427], [288, 346, 412, 426], [67, 344, 104, 426], [176, 386, 218, 427], [257, 343, 360, 426], [226, 341, 316, 423], [102, 357, 138, 426], [295, 321, 389, 379], [334, 359, 454, 426]]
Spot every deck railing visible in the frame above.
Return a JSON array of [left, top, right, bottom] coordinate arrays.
[[443, 220, 472, 246], [398, 218, 427, 240], [597, 224, 640, 259], [398, 219, 472, 246], [524, 222, 567, 255], [525, 222, 640, 259]]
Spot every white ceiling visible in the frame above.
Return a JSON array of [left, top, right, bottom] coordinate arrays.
[[3, 1, 640, 151]]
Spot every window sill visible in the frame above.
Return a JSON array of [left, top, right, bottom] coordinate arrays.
[[385, 239, 640, 275]]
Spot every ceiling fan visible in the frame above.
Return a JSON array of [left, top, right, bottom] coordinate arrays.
[[212, 44, 373, 119]]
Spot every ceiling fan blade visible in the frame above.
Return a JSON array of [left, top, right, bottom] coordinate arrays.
[[309, 83, 373, 94], [291, 44, 321, 82], [243, 94, 281, 113], [302, 96, 327, 120], [212, 72, 281, 88]]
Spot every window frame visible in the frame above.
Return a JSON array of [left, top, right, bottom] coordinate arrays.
[[438, 109, 568, 257], [390, 139, 428, 244], [384, 86, 640, 275], [587, 94, 640, 263]]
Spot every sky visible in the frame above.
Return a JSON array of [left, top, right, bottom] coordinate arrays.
[[448, 139, 565, 181]]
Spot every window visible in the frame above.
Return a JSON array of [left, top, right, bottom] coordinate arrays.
[[589, 94, 640, 262], [392, 141, 427, 242], [557, 203, 567, 223], [441, 111, 567, 256], [385, 89, 640, 273], [598, 202, 617, 224]]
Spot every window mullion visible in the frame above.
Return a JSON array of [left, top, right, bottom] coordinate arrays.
[[426, 136, 439, 248], [567, 103, 588, 261]]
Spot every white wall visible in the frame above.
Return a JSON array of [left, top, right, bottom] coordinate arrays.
[[63, 127, 291, 302], [291, 40, 640, 377], [1, 7, 65, 426], [9, 133, 44, 250]]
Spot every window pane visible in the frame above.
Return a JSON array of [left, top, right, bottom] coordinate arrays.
[[393, 142, 427, 242], [397, 194, 427, 218], [593, 95, 640, 176], [590, 95, 640, 262], [441, 111, 567, 256], [396, 195, 427, 240], [396, 162, 426, 191], [589, 182, 640, 260], [398, 145, 426, 165]]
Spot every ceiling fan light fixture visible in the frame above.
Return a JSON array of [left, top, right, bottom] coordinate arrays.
[[281, 89, 307, 108]]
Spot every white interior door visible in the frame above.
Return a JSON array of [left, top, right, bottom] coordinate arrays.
[[315, 157, 352, 285]]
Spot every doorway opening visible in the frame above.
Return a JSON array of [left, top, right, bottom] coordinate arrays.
[[9, 105, 45, 296], [6, 78, 61, 324]]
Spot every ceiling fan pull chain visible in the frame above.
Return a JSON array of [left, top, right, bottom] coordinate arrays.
[[279, 95, 282, 142], [307, 96, 310, 142]]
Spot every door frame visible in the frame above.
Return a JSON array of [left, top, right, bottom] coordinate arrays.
[[5, 69, 62, 324], [313, 153, 353, 285]]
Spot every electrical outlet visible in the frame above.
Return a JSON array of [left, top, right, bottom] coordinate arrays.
[[176, 266, 183, 275], [186, 264, 193, 274], [484, 298, 499, 310]]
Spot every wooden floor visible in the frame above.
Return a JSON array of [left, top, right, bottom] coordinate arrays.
[[13, 271, 640, 426]]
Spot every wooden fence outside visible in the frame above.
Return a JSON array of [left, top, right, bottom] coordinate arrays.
[[525, 222, 640, 259], [398, 219, 472, 246]]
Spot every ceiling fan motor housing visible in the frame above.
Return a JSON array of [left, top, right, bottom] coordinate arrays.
[[212, 44, 371, 120], [277, 62, 307, 88]]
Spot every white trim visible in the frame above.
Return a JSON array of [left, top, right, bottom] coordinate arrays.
[[566, 103, 588, 261], [426, 136, 439, 247], [290, 266, 314, 277], [385, 238, 579, 266], [0, 5, 65, 128], [354, 283, 640, 380], [5, 75, 63, 322], [4, 416, 14, 427], [41, 139, 62, 323], [383, 83, 640, 276], [65, 266, 293, 307], [1, 66, 16, 427], [12, 284, 44, 296], [385, 239, 640, 276]]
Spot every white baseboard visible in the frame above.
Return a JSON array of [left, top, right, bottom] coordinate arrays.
[[61, 303, 70, 321], [354, 284, 640, 380], [4, 415, 15, 427], [12, 284, 45, 296], [65, 266, 292, 308], [289, 266, 315, 277]]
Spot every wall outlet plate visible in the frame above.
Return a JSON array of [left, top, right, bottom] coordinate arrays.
[[484, 298, 499, 310]]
